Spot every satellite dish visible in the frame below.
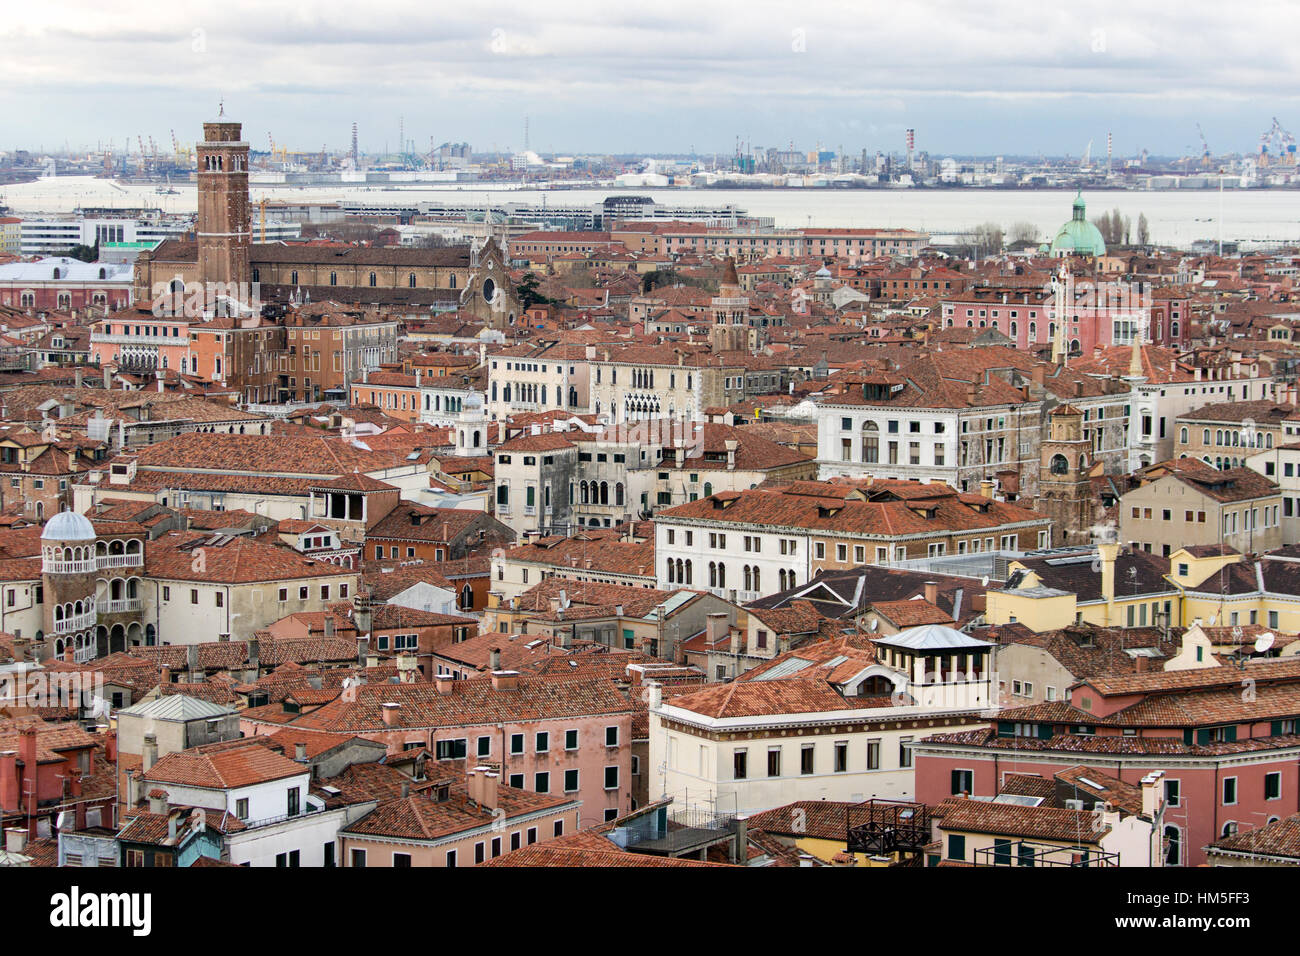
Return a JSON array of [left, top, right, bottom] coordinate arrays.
[[1208, 615, 1218, 626], [981, 576, 990, 587], [868, 619, 878, 631], [1255, 632, 1276, 654]]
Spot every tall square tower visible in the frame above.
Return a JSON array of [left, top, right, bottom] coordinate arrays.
[[196, 118, 251, 292]]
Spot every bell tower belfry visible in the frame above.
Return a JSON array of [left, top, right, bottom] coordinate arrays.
[[1038, 403, 1093, 546], [196, 111, 252, 292]]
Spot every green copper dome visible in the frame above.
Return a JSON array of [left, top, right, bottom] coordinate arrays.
[[1049, 191, 1106, 257]]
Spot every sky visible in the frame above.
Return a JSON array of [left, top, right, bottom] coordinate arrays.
[[2, 0, 1298, 159]]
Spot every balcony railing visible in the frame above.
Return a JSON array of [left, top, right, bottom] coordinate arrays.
[[97, 553, 144, 569], [43, 560, 96, 575], [54, 609, 97, 633], [101, 598, 142, 614]]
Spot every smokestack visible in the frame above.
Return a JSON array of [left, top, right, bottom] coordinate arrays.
[[489, 647, 501, 671], [142, 733, 158, 773], [435, 674, 455, 695], [924, 581, 938, 605]]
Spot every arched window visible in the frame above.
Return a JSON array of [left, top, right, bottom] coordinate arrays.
[[703, 482, 713, 497], [615, 483, 624, 507], [449, 274, 457, 289], [368, 272, 377, 287], [667, 560, 676, 584], [862, 420, 880, 464], [1049, 454, 1069, 475], [1179, 427, 1189, 444], [743, 566, 752, 591], [684, 560, 692, 585], [752, 567, 760, 592], [599, 482, 609, 505], [408, 273, 417, 288]]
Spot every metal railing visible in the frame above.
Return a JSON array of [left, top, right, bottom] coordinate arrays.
[[101, 598, 142, 614]]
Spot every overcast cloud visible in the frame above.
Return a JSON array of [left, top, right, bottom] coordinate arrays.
[[2, 0, 1298, 156]]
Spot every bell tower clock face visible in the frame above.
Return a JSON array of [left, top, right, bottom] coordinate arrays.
[[482, 277, 496, 303]]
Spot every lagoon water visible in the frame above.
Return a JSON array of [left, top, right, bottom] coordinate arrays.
[[4, 176, 1298, 248]]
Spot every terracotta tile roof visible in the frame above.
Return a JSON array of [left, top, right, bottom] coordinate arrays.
[[142, 738, 308, 790], [478, 843, 726, 867], [1208, 812, 1300, 860], [341, 784, 576, 841], [254, 673, 635, 734], [936, 798, 1105, 843], [145, 532, 355, 584]]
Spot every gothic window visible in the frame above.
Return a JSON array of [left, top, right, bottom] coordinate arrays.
[[1050, 454, 1069, 475]]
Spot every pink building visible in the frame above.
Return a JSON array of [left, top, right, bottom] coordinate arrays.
[[241, 670, 636, 827], [913, 660, 1300, 866], [941, 283, 1190, 356], [339, 769, 579, 867]]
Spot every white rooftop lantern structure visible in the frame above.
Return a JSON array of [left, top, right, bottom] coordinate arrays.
[[873, 624, 995, 710]]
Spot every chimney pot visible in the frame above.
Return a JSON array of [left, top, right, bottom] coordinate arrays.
[[380, 702, 401, 726]]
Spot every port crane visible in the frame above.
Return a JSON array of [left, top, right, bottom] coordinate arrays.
[[1197, 123, 1212, 169], [1259, 117, 1297, 167]]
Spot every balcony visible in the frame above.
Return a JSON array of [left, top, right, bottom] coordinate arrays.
[[43, 559, 96, 575], [97, 553, 144, 569], [101, 598, 142, 614], [54, 608, 97, 633]]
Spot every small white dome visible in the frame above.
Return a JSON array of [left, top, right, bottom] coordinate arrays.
[[41, 510, 96, 542]]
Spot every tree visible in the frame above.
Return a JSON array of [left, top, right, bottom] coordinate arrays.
[[515, 272, 551, 309], [1136, 213, 1150, 246], [970, 222, 1004, 259], [1009, 221, 1039, 245], [66, 243, 97, 263]]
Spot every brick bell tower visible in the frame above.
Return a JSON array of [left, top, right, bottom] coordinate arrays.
[[196, 110, 252, 293], [1038, 403, 1093, 547]]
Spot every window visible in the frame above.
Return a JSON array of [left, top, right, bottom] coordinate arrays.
[[287, 787, 300, 816], [951, 769, 973, 795], [534, 772, 550, 794], [278, 587, 287, 602], [236, 798, 249, 820], [535, 732, 549, 753], [510, 733, 524, 754], [350, 848, 366, 868], [899, 737, 913, 768], [604, 766, 619, 790], [800, 744, 815, 775], [477, 736, 491, 758], [564, 769, 579, 792], [1266, 772, 1282, 801], [1164, 778, 1180, 807], [605, 726, 619, 747], [1223, 777, 1237, 806], [445, 849, 457, 867], [834, 741, 848, 773], [733, 749, 748, 780], [190, 589, 198, 604], [392, 852, 411, 868], [866, 739, 880, 770], [767, 747, 781, 777], [565, 729, 578, 750], [948, 834, 966, 862], [474, 842, 485, 864]]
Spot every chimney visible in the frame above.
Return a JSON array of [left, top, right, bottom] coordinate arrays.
[[557, 627, 572, 650], [1097, 542, 1119, 617], [400, 781, 410, 798], [435, 674, 455, 695], [142, 733, 158, 773], [160, 665, 172, 684], [294, 743, 307, 761], [356, 638, 369, 667], [489, 647, 501, 671], [380, 702, 400, 726], [731, 814, 748, 864], [1140, 770, 1164, 817], [491, 670, 520, 692], [467, 767, 480, 805], [706, 613, 729, 647], [167, 809, 178, 842], [74, 368, 83, 389], [102, 366, 111, 389], [148, 789, 166, 814], [0, 752, 17, 814], [366, 654, 379, 669], [247, 637, 259, 670], [725, 439, 738, 471], [4, 827, 27, 855], [1135, 655, 1149, 673], [979, 479, 994, 500], [923, 581, 938, 605], [324, 616, 335, 638], [479, 770, 499, 811]]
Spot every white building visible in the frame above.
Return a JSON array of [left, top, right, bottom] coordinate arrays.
[[648, 625, 994, 815]]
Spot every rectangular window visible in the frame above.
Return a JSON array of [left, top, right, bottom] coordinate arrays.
[[350, 848, 366, 868], [800, 744, 815, 775], [1266, 772, 1282, 801], [948, 834, 966, 862], [565, 729, 578, 750], [535, 732, 549, 753], [1223, 777, 1237, 806], [767, 747, 781, 777], [534, 772, 550, 794], [733, 749, 748, 780], [604, 766, 619, 790], [899, 737, 913, 768], [866, 739, 880, 770], [951, 769, 973, 795], [510, 733, 524, 754], [834, 741, 848, 773], [605, 725, 619, 747], [564, 769, 579, 792]]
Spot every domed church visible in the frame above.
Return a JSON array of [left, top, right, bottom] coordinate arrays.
[[1047, 191, 1107, 258]]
